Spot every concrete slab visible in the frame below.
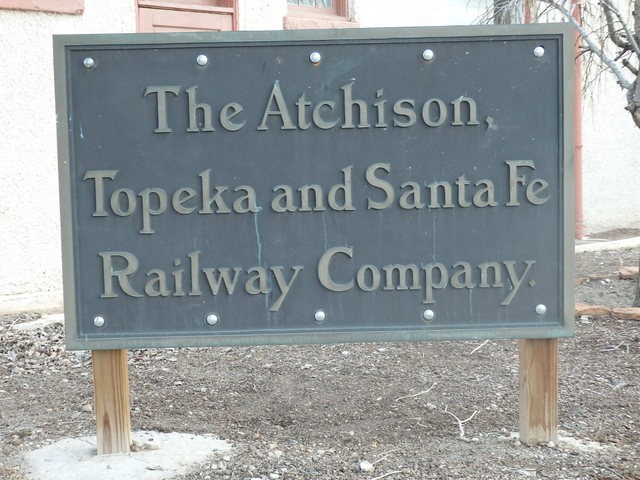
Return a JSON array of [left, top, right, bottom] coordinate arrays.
[[575, 236, 640, 253], [23, 431, 231, 480], [0, 290, 63, 315], [11, 314, 64, 331]]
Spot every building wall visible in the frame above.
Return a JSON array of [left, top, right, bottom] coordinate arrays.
[[237, 0, 488, 31], [353, 0, 487, 27], [238, 0, 285, 30], [0, 1, 135, 311], [582, 75, 640, 234], [0, 0, 637, 313]]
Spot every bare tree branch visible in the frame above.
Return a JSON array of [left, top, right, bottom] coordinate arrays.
[[635, 0, 640, 44], [538, 0, 633, 89], [601, 0, 630, 48], [627, 84, 640, 131], [478, 1, 640, 127], [600, 0, 640, 57], [623, 58, 639, 74]]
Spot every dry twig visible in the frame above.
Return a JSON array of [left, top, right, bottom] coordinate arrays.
[[602, 465, 625, 479], [443, 405, 478, 441], [601, 342, 630, 353], [372, 448, 400, 465], [394, 382, 436, 402], [370, 471, 403, 480], [469, 340, 490, 355]]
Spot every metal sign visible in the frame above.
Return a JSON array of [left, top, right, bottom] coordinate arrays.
[[54, 26, 574, 350]]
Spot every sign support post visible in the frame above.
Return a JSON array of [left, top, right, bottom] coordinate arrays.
[[519, 338, 558, 444], [92, 349, 132, 454]]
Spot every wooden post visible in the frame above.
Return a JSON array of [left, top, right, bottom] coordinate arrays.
[[92, 349, 132, 455], [519, 338, 558, 444]]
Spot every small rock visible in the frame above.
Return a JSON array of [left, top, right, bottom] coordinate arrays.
[[611, 307, 640, 320], [575, 303, 611, 317], [81, 404, 93, 413], [144, 441, 160, 451], [130, 439, 144, 452], [269, 474, 280, 479], [13, 428, 32, 438], [517, 469, 537, 477], [358, 460, 375, 473], [426, 402, 437, 410], [619, 266, 639, 280], [11, 435, 21, 446], [547, 441, 556, 448]]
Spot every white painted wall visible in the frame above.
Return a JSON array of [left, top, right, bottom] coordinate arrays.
[[353, 0, 488, 27], [0, 0, 637, 313], [238, 0, 489, 30], [582, 76, 640, 233], [239, 0, 285, 30], [0, 1, 135, 310]]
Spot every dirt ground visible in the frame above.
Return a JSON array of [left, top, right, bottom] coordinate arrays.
[[1, 244, 639, 480]]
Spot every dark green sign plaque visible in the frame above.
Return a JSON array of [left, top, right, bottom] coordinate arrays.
[[54, 25, 574, 350]]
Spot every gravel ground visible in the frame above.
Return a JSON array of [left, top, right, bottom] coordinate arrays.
[[0, 246, 639, 480]]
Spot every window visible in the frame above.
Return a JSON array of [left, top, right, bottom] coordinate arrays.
[[137, 0, 236, 32], [287, 0, 333, 5], [286, 0, 347, 17], [284, 0, 355, 29], [0, 0, 84, 14]]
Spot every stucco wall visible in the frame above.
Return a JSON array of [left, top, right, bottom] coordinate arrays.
[[238, 0, 285, 30], [238, 0, 488, 31], [0, 0, 638, 313], [353, 0, 487, 27], [0, 1, 135, 309], [582, 76, 640, 234]]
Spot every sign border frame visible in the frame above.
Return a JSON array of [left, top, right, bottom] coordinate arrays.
[[54, 24, 575, 350]]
